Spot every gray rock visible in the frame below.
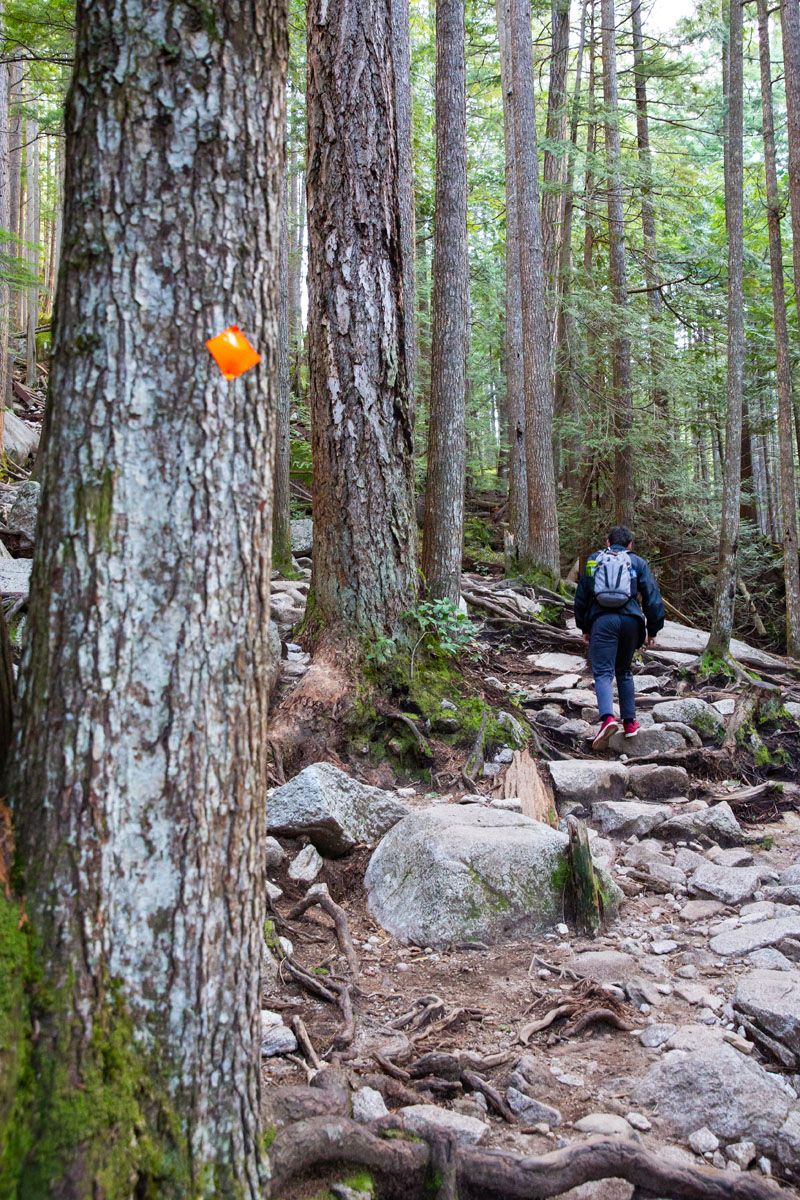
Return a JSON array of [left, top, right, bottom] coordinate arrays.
[[290, 517, 313, 555], [352, 1086, 389, 1123], [7, 480, 40, 542], [651, 939, 679, 955], [265, 835, 285, 869], [266, 881, 283, 903], [591, 800, 672, 839], [399, 1103, 488, 1146], [269, 763, 411, 856], [506, 1085, 562, 1126], [574, 1112, 633, 1137], [608, 726, 688, 757], [632, 675, 665, 693], [261, 1021, 298, 1057], [690, 863, 763, 906], [706, 846, 754, 868], [651, 698, 724, 735], [625, 1111, 652, 1131], [734, 969, 800, 1058], [680, 898, 725, 922], [365, 806, 613, 947], [528, 651, 588, 674], [780, 865, 800, 887], [764, 885, 800, 907], [711, 914, 800, 957], [547, 759, 628, 806], [634, 1033, 792, 1149], [726, 1141, 757, 1169], [655, 802, 746, 847], [288, 843, 324, 883], [688, 1127, 720, 1155], [627, 764, 691, 803], [646, 862, 688, 892], [713, 698, 737, 716], [674, 847, 707, 874], [566, 950, 639, 986], [639, 1023, 677, 1048], [748, 948, 795, 971], [3, 409, 39, 463], [777, 1109, 800, 1173], [622, 839, 665, 868], [497, 711, 526, 744]]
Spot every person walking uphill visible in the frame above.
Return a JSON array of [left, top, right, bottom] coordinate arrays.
[[574, 525, 665, 751]]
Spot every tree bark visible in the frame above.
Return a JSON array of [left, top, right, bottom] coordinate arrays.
[[12, 2, 286, 1193], [24, 100, 39, 388], [708, 0, 744, 659], [600, 0, 635, 527], [496, 0, 529, 559], [274, 162, 293, 575], [630, 0, 666, 423], [422, 0, 468, 603], [509, 0, 560, 578], [542, 0, 571, 347], [306, 0, 417, 641], [0, 14, 10, 432], [781, 0, 800, 377], [392, 0, 416, 398]]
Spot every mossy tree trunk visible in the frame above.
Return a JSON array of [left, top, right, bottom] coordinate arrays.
[[10, 1, 287, 1195]]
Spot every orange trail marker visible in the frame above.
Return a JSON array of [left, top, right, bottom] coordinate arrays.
[[206, 325, 261, 380]]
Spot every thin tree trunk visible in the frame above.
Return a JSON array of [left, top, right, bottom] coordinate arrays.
[[582, 1, 601, 515], [497, 0, 529, 558], [274, 163, 293, 575], [0, 21, 10, 431], [510, 0, 560, 577], [306, 0, 417, 640], [630, 0, 666, 421], [422, 0, 468, 603], [601, 0, 635, 527], [709, 0, 744, 659], [24, 101, 39, 387], [781, 0, 800, 378], [554, 0, 588, 492], [11, 2, 286, 1192], [542, 0, 571, 347]]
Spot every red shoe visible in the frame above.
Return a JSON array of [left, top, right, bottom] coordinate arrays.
[[592, 716, 621, 750], [623, 719, 640, 738]]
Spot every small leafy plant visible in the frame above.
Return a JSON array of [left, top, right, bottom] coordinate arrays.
[[403, 598, 478, 677]]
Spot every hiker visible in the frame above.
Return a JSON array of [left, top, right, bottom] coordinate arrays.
[[574, 525, 665, 751]]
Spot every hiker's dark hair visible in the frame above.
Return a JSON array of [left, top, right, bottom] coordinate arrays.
[[607, 525, 633, 547]]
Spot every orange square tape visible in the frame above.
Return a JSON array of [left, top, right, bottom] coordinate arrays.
[[206, 325, 261, 380]]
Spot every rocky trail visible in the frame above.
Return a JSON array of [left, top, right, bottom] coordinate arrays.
[[257, 553, 800, 1200]]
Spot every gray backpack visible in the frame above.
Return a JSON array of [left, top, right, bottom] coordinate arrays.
[[592, 549, 635, 609]]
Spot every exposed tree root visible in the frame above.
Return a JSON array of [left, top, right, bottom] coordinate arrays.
[[286, 882, 361, 978], [269, 1116, 789, 1199], [267, 642, 358, 772]]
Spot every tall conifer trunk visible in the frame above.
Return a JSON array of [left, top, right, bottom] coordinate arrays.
[[756, 0, 800, 657], [600, 0, 635, 526], [509, 0, 560, 578], [423, 0, 469, 603], [11, 2, 287, 1192], [708, 0, 744, 658]]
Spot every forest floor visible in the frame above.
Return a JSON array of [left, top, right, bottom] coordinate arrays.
[[262, 570, 800, 1200]]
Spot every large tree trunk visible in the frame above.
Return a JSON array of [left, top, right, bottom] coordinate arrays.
[[305, 0, 417, 641], [509, 0, 560, 578], [708, 0, 744, 659], [0, 13, 10, 431], [757, 0, 800, 655], [11, 2, 286, 1193], [781, 0, 800, 367], [600, 0, 635, 527], [496, 0, 529, 559], [392, 0, 416, 397], [542, 0, 571, 347], [422, 0, 468, 603], [274, 163, 294, 575]]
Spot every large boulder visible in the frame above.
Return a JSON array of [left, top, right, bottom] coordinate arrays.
[[7, 480, 40, 542], [365, 806, 613, 948], [269, 763, 411, 856], [710, 912, 800, 957], [651, 697, 724, 736], [627, 764, 690, 803], [734, 969, 800, 1059], [547, 760, 627, 807], [634, 1027, 794, 1152], [290, 518, 313, 556]]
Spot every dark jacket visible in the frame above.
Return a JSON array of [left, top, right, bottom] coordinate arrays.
[[574, 545, 665, 647]]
